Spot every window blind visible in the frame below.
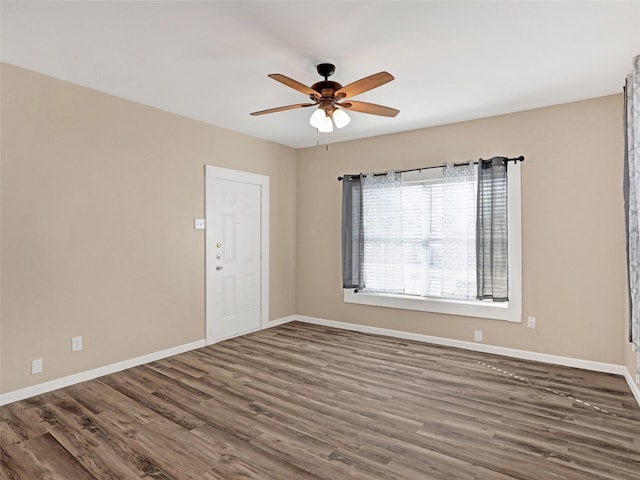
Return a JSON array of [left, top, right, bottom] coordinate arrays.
[[360, 164, 477, 300]]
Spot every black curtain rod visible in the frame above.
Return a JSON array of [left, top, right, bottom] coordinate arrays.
[[337, 156, 524, 181]]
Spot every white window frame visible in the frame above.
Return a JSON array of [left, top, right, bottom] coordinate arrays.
[[344, 162, 522, 323]]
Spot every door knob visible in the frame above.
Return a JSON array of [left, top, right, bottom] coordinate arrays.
[[216, 266, 224, 271]]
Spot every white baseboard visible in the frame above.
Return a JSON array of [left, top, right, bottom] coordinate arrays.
[[0, 339, 206, 406], [294, 315, 625, 374], [624, 367, 640, 407], [3, 314, 638, 410], [294, 315, 640, 408], [265, 315, 296, 328], [0, 314, 297, 406]]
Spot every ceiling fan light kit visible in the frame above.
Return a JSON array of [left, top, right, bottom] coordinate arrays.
[[251, 63, 399, 133], [309, 106, 350, 132]]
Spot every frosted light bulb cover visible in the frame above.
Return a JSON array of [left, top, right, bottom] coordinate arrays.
[[318, 113, 333, 132], [309, 108, 326, 128], [332, 108, 351, 128]]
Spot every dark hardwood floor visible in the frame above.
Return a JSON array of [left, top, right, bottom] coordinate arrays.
[[2, 321, 639, 479]]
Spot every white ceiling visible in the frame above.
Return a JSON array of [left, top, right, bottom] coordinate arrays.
[[2, 1, 639, 149]]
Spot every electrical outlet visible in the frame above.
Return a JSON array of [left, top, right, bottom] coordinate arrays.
[[474, 330, 483, 342], [527, 317, 536, 329], [71, 336, 83, 352], [31, 358, 43, 375]]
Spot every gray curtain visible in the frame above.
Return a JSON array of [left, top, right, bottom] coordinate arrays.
[[624, 55, 640, 382], [476, 157, 509, 301], [624, 77, 633, 343], [342, 175, 364, 289]]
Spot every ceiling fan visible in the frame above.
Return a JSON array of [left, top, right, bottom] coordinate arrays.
[[250, 63, 399, 132]]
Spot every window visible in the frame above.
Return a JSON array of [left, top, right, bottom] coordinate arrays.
[[342, 161, 522, 323]]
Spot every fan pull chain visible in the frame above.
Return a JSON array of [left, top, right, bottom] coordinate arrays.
[[314, 130, 330, 151]]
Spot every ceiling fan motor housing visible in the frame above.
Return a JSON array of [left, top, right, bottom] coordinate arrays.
[[312, 63, 344, 112], [310, 80, 343, 102]]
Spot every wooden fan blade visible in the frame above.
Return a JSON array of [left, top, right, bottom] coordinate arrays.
[[268, 74, 321, 98], [334, 72, 394, 99], [250, 103, 315, 116], [341, 101, 399, 117]]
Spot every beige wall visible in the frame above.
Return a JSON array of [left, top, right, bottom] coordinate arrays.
[[0, 64, 297, 393], [297, 95, 628, 367]]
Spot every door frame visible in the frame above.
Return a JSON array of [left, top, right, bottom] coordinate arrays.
[[205, 165, 269, 345]]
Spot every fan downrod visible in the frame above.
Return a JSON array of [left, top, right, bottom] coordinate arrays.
[[316, 63, 336, 80]]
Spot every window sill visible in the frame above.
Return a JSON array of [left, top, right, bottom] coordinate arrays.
[[343, 289, 522, 323]]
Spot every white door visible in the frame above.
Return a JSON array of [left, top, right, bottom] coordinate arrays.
[[205, 166, 269, 344]]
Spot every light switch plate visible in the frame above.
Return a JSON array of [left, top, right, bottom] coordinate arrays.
[[31, 358, 43, 375], [72, 336, 83, 352], [194, 218, 206, 230]]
